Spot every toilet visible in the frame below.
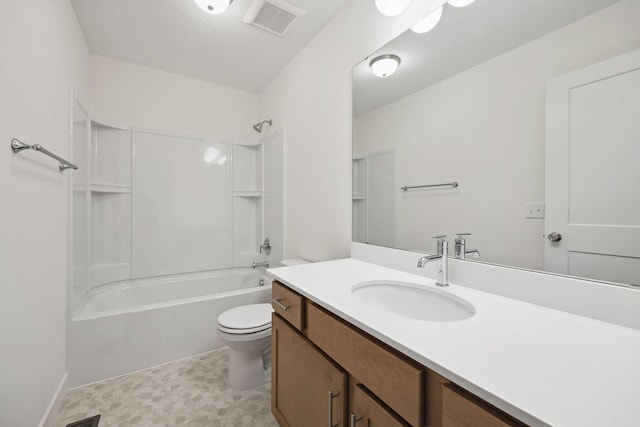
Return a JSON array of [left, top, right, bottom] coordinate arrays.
[[217, 258, 309, 390]]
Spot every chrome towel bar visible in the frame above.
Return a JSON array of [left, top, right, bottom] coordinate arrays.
[[401, 181, 458, 191], [11, 138, 78, 171]]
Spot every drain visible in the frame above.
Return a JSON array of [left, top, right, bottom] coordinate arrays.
[[66, 414, 100, 427]]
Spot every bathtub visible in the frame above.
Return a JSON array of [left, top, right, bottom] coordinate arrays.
[[67, 268, 272, 387]]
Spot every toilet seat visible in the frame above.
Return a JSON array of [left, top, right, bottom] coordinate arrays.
[[217, 303, 273, 335], [218, 324, 271, 335]]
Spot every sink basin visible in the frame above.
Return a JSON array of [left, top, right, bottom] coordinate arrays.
[[352, 281, 475, 322]]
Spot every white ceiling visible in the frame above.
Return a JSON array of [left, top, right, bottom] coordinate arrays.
[[71, 0, 348, 93], [353, 0, 622, 116]]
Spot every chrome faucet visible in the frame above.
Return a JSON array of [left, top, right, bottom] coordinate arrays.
[[454, 233, 480, 260], [252, 260, 269, 269], [417, 235, 449, 287]]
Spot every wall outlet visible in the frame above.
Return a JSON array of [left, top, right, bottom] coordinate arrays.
[[525, 202, 545, 219]]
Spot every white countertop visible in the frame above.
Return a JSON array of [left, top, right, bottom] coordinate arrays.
[[268, 258, 640, 427]]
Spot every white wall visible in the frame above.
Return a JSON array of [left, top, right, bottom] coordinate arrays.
[[0, 0, 90, 426], [354, 1, 640, 271], [258, 0, 447, 261], [90, 55, 259, 141]]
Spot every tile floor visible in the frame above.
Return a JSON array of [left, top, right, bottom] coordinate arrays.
[[55, 348, 279, 427]]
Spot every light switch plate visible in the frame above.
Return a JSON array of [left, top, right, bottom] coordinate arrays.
[[525, 202, 545, 219]]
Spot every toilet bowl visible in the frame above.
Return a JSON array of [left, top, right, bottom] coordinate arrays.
[[217, 303, 274, 391], [217, 258, 309, 390]]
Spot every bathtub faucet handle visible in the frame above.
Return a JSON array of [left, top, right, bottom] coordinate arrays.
[[260, 238, 271, 255]]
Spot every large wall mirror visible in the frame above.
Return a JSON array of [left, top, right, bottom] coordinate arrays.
[[352, 0, 640, 287]]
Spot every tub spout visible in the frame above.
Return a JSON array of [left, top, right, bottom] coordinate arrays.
[[252, 260, 269, 269]]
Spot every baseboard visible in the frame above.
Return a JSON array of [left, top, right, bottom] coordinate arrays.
[[38, 372, 68, 427]]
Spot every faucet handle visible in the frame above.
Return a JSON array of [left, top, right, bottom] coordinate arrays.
[[455, 233, 471, 242], [432, 235, 447, 255]]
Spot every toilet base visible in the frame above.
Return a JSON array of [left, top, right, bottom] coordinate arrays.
[[227, 340, 272, 391]]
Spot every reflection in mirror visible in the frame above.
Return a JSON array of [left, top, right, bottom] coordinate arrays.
[[352, 0, 640, 286]]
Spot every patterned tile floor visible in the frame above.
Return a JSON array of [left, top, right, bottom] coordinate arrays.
[[55, 348, 279, 427]]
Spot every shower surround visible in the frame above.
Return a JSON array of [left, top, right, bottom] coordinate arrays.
[[68, 100, 284, 386]]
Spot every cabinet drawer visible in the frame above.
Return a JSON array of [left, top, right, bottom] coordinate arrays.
[[307, 302, 424, 427], [353, 384, 410, 427], [442, 384, 525, 427], [272, 281, 305, 331]]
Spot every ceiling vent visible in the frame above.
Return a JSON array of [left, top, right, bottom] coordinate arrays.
[[243, 0, 307, 37]]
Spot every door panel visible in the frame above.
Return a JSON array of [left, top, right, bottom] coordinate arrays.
[[545, 49, 640, 286]]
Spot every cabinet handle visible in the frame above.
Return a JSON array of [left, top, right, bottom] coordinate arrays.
[[272, 298, 290, 311], [350, 413, 362, 427], [328, 390, 340, 427]]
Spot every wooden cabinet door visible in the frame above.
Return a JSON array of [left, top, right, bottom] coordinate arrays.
[[351, 384, 409, 427], [272, 314, 347, 427]]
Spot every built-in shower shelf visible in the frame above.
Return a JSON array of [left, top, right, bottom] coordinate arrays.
[[90, 262, 130, 286], [234, 139, 262, 147], [233, 190, 262, 198], [91, 262, 129, 271], [91, 183, 132, 193], [352, 194, 367, 200]]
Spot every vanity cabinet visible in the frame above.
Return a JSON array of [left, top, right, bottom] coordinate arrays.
[[306, 302, 423, 426], [352, 383, 410, 426], [271, 314, 347, 427], [441, 384, 522, 427], [271, 281, 526, 427]]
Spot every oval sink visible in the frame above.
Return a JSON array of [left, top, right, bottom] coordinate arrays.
[[352, 281, 475, 322]]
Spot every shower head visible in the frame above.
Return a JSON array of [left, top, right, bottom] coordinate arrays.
[[253, 119, 272, 133]]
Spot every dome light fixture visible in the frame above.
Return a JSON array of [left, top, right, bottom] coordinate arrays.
[[410, 6, 443, 33], [370, 54, 401, 78], [193, 0, 233, 15], [374, 0, 411, 17], [448, 0, 476, 8]]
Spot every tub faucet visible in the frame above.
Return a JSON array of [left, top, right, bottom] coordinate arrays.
[[252, 260, 269, 269], [454, 233, 480, 260], [417, 236, 449, 287]]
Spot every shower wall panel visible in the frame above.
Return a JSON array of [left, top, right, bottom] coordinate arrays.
[[133, 131, 232, 278]]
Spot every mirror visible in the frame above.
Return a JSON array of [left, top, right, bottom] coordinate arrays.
[[352, 0, 640, 287]]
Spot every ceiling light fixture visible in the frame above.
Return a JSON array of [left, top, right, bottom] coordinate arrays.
[[370, 54, 401, 78], [410, 6, 443, 33], [374, 0, 411, 17], [447, 0, 476, 8], [193, 0, 233, 15]]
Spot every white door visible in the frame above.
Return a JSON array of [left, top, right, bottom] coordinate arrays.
[[545, 49, 640, 286]]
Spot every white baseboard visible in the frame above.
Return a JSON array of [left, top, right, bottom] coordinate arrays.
[[38, 372, 68, 427]]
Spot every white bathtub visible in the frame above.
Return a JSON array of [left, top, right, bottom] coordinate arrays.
[[68, 268, 272, 387]]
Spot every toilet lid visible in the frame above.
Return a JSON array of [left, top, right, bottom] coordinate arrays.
[[218, 303, 273, 330]]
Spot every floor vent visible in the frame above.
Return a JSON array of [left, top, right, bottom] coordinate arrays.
[[66, 414, 101, 427], [243, 0, 307, 37]]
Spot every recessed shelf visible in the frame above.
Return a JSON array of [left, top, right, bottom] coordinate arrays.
[[91, 262, 130, 272], [91, 183, 132, 193], [234, 139, 262, 147], [233, 190, 262, 198], [352, 194, 367, 200]]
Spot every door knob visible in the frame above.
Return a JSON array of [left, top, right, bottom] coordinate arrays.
[[547, 232, 562, 242]]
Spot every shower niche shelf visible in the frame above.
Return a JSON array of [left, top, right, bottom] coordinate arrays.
[[233, 190, 262, 198], [88, 119, 132, 287], [232, 142, 264, 267], [91, 184, 132, 193], [352, 157, 368, 242]]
